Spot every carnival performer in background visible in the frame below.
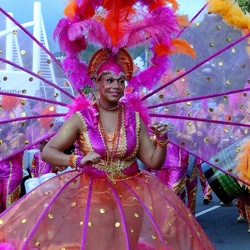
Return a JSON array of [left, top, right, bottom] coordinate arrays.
[[235, 139, 250, 232], [0, 1, 214, 249], [0, 96, 26, 213], [154, 119, 189, 202], [197, 114, 221, 205], [30, 140, 52, 178]]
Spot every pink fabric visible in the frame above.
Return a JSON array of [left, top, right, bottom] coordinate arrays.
[[0, 153, 23, 212], [154, 143, 188, 201], [30, 152, 52, 177], [0, 104, 215, 249]]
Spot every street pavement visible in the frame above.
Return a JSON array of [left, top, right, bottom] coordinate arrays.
[[194, 184, 250, 250]]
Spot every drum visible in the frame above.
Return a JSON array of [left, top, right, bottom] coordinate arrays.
[[202, 162, 243, 204], [201, 136, 249, 203]]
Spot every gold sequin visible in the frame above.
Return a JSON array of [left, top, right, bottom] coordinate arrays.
[[0, 219, 3, 225], [80, 221, 84, 226], [115, 222, 120, 227], [22, 219, 27, 223], [48, 214, 53, 219], [36, 242, 40, 247], [88, 222, 92, 227], [152, 235, 157, 240], [100, 208, 105, 213], [134, 213, 139, 218]]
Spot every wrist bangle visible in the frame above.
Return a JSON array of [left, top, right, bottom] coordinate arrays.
[[76, 156, 84, 168], [68, 155, 78, 169], [156, 138, 168, 147], [156, 134, 168, 141]]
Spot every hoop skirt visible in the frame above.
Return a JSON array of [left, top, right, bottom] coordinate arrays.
[[0, 168, 214, 250], [0, 105, 214, 249]]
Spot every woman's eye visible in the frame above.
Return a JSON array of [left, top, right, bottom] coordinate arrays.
[[118, 80, 125, 85], [107, 79, 113, 84]]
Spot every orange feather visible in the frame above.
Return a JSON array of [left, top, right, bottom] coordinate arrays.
[[169, 38, 196, 58]]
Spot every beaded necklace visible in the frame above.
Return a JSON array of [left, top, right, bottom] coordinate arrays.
[[98, 99, 119, 111], [98, 106, 122, 181]]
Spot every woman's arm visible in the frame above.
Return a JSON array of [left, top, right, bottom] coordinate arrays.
[[137, 120, 167, 170], [41, 114, 81, 167]]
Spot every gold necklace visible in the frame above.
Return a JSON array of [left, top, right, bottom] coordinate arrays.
[[98, 106, 122, 180]]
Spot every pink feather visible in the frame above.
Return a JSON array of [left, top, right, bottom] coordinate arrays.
[[129, 55, 171, 91], [68, 19, 112, 48], [121, 7, 179, 49], [53, 18, 87, 55], [62, 56, 93, 89], [124, 92, 150, 126], [65, 95, 90, 119]]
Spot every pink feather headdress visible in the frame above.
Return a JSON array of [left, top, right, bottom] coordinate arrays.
[[53, 0, 192, 92]]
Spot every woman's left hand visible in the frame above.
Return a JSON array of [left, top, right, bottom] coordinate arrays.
[[149, 122, 168, 138]]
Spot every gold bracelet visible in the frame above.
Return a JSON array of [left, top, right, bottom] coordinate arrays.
[[156, 139, 168, 147], [68, 154, 78, 169]]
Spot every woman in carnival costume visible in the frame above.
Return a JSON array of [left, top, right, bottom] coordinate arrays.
[[0, 96, 26, 213], [0, 0, 214, 249]]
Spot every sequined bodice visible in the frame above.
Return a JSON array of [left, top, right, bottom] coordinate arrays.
[[76, 103, 141, 181]]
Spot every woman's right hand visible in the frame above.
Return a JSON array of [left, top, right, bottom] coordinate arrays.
[[81, 152, 101, 165]]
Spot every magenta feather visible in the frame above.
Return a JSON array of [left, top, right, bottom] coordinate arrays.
[[65, 95, 90, 119], [121, 7, 179, 49], [129, 55, 171, 91], [68, 19, 112, 48], [62, 56, 93, 89], [53, 18, 87, 55], [124, 92, 150, 127]]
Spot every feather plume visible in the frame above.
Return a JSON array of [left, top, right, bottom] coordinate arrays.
[[53, 18, 87, 55], [65, 95, 90, 119], [62, 56, 93, 89], [124, 92, 150, 126], [176, 14, 190, 27], [55, 0, 194, 91], [129, 55, 171, 91], [167, 39, 196, 58], [68, 19, 112, 48], [122, 7, 179, 49], [235, 139, 250, 187], [149, 0, 179, 11], [207, 0, 250, 31]]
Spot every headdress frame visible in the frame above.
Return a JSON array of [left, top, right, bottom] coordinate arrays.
[[88, 48, 134, 81]]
